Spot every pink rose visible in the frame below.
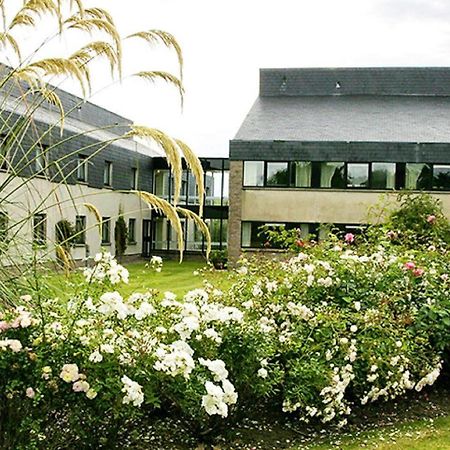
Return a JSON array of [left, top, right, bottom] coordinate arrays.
[[404, 262, 415, 270], [413, 268, 425, 277], [426, 215, 436, 224], [344, 233, 355, 243]]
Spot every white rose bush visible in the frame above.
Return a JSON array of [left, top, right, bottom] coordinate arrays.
[[0, 195, 449, 448]]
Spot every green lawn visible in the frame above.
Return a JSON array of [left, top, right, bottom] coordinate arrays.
[[42, 259, 234, 300]]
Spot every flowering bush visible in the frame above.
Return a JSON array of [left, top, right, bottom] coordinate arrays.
[[0, 232, 448, 447]]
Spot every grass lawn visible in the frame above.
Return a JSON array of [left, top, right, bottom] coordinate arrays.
[[40, 258, 450, 450], [42, 259, 234, 300]]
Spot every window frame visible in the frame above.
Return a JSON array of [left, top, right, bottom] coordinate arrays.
[[101, 217, 111, 244], [33, 213, 47, 246], [74, 215, 86, 245], [128, 218, 136, 244], [103, 161, 113, 187], [77, 155, 88, 182]]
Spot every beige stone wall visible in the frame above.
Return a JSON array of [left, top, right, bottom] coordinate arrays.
[[228, 161, 243, 264], [241, 189, 450, 223], [0, 173, 151, 264]]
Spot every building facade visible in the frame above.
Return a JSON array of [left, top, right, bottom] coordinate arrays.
[[0, 75, 228, 264], [229, 68, 450, 262]]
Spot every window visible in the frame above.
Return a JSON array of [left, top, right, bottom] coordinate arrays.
[[131, 168, 138, 189], [35, 145, 48, 175], [432, 165, 450, 190], [101, 217, 111, 244], [347, 163, 369, 188], [371, 163, 396, 189], [154, 170, 169, 197], [243, 161, 264, 186], [33, 213, 46, 246], [320, 162, 346, 188], [0, 212, 8, 241], [242, 221, 315, 248], [75, 215, 86, 244], [128, 218, 136, 243], [405, 163, 432, 190], [291, 161, 312, 187], [0, 134, 9, 171], [266, 162, 289, 186], [103, 161, 112, 186], [77, 155, 88, 182]]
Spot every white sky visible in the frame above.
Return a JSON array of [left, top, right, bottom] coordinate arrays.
[[7, 0, 450, 156]]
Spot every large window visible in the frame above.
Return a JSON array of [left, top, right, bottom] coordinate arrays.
[[101, 217, 111, 244], [103, 161, 113, 186], [320, 162, 346, 188], [243, 161, 264, 186], [77, 155, 88, 182], [131, 168, 138, 190], [291, 161, 312, 187], [405, 163, 432, 190], [432, 165, 450, 190], [266, 162, 289, 186], [241, 222, 317, 248], [75, 215, 86, 244], [371, 163, 396, 189], [347, 163, 369, 188], [154, 170, 169, 198], [33, 213, 46, 246]]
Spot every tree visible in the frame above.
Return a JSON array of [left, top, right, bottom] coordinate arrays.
[[114, 215, 127, 262]]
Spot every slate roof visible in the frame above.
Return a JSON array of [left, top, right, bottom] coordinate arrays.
[[234, 95, 450, 143], [260, 67, 450, 97]]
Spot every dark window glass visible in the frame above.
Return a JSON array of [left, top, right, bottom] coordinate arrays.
[[0, 134, 9, 171], [77, 155, 88, 182], [33, 214, 46, 246], [371, 163, 396, 189], [103, 161, 112, 186], [432, 165, 450, 190], [243, 161, 264, 186], [101, 217, 110, 244], [0, 212, 8, 240], [320, 162, 346, 188], [266, 162, 289, 186], [154, 170, 169, 197], [75, 215, 86, 244], [131, 168, 138, 189], [405, 163, 432, 190], [347, 163, 369, 188], [128, 218, 136, 243]]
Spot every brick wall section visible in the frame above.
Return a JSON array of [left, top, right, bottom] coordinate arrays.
[[228, 160, 243, 265]]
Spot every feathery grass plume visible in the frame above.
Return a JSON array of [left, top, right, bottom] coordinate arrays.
[[126, 30, 183, 79], [84, 202, 102, 236], [177, 207, 211, 260], [64, 16, 122, 76], [83, 7, 114, 25], [0, 32, 21, 61], [126, 125, 182, 206], [70, 41, 119, 78], [134, 71, 184, 105], [134, 190, 184, 261], [15, 57, 88, 98], [9, 0, 59, 30], [55, 243, 74, 276], [34, 85, 65, 134], [175, 138, 205, 217]]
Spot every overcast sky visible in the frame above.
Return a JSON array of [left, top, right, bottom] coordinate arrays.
[[12, 0, 450, 157]]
